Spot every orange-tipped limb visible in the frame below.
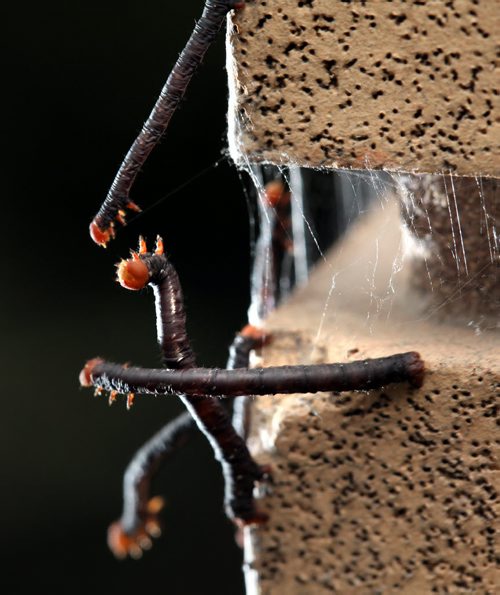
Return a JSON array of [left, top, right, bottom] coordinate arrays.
[[107, 497, 165, 560], [155, 235, 164, 255], [79, 357, 104, 387], [89, 221, 115, 248]]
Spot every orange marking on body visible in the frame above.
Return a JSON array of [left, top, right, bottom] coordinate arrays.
[[89, 221, 112, 247], [130, 251, 140, 260], [155, 235, 164, 255], [126, 393, 135, 410], [263, 180, 290, 208], [116, 258, 150, 291], [94, 386, 104, 397], [79, 358, 104, 387], [107, 497, 164, 559], [240, 324, 271, 347], [234, 509, 269, 528], [109, 390, 118, 406]]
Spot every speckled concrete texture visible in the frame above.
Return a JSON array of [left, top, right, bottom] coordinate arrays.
[[227, 0, 499, 176], [242, 203, 499, 594]]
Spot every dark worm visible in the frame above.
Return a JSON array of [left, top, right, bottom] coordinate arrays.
[[83, 351, 424, 398], [107, 411, 197, 559], [227, 325, 269, 439], [89, 0, 244, 247]]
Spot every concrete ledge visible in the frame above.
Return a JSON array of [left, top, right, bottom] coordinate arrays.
[[227, 0, 499, 176]]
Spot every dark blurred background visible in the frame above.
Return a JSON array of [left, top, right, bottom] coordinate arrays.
[[2, 2, 251, 593]]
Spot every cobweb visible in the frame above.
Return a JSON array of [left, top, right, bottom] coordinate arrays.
[[233, 158, 499, 361]]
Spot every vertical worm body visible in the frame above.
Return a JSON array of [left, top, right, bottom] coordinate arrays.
[[121, 249, 265, 523], [91, 0, 244, 243], [145, 256, 197, 369], [227, 326, 269, 439]]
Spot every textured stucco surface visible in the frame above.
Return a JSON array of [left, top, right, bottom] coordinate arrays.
[[227, 0, 499, 176], [242, 204, 499, 594]]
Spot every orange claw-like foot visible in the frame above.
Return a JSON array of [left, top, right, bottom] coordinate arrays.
[[89, 220, 115, 248], [107, 496, 165, 560], [89, 201, 141, 247], [79, 357, 104, 387]]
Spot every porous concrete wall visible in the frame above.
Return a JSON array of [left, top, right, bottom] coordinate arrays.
[[227, 0, 499, 176], [242, 203, 499, 594], [226, 3, 499, 592]]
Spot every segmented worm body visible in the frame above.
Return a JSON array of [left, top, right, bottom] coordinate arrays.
[[90, 0, 244, 246], [227, 326, 269, 439], [108, 410, 197, 558], [86, 351, 425, 398]]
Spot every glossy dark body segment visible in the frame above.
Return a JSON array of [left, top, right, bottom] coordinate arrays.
[[90, 351, 425, 397], [141, 254, 197, 369], [227, 333, 261, 439], [121, 411, 196, 535]]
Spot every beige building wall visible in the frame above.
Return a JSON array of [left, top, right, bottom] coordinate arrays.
[[227, 0, 499, 176], [226, 2, 499, 593]]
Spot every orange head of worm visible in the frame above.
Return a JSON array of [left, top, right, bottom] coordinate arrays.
[[263, 180, 290, 208], [79, 357, 104, 387], [116, 258, 150, 291], [89, 220, 114, 247]]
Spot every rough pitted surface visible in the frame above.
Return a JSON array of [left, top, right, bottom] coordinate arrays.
[[227, 0, 499, 176], [242, 204, 499, 594], [397, 175, 499, 324], [246, 329, 499, 594]]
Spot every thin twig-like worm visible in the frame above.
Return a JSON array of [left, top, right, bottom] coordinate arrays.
[[266, 179, 294, 304], [108, 411, 196, 559], [83, 351, 425, 398], [227, 325, 269, 439], [89, 0, 244, 247], [105, 235, 201, 558]]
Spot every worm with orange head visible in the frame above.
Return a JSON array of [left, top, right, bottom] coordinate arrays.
[[82, 237, 270, 557], [88, 0, 245, 247]]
